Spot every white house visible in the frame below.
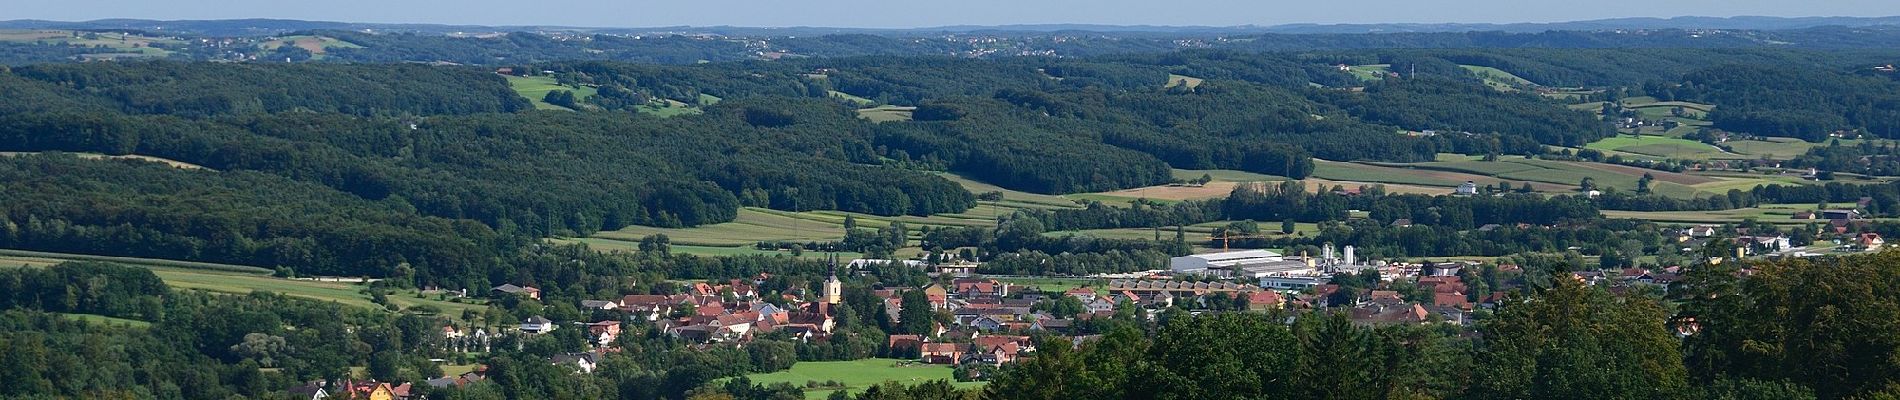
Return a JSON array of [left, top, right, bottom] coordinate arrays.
[[1454, 181, 1479, 196], [520, 316, 556, 334]]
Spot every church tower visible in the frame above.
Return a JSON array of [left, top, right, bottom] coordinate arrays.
[[823, 254, 843, 304]]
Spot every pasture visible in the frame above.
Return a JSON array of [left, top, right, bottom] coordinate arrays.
[[740, 358, 981, 399], [1345, 64, 1393, 81], [1460, 65, 1537, 91], [1721, 137, 1849, 160], [857, 105, 916, 122], [505, 75, 599, 111], [259, 35, 363, 55]]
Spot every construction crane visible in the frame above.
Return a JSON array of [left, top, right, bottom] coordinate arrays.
[[1208, 231, 1272, 252]]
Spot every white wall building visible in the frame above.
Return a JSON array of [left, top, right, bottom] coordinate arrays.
[[1170, 249, 1287, 277]]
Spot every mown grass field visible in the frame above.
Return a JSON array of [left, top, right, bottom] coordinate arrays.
[[740, 358, 982, 399], [1586, 135, 1734, 159], [505, 75, 599, 111], [0, 249, 486, 316], [856, 105, 915, 122]]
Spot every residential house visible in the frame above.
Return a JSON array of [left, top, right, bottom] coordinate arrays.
[[1686, 225, 1718, 238], [1349, 303, 1430, 326], [586, 321, 621, 346], [579, 300, 619, 311], [492, 284, 541, 300], [1454, 181, 1479, 196], [550, 352, 599, 374], [520, 316, 556, 334], [1431, 292, 1470, 309], [1861, 233, 1886, 250], [287, 382, 329, 400], [1065, 287, 1098, 302], [888, 334, 924, 356], [1084, 297, 1117, 314], [1246, 290, 1283, 311], [953, 279, 1008, 299], [921, 343, 965, 364]]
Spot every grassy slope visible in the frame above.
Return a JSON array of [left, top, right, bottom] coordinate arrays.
[[505, 75, 598, 111], [741, 358, 982, 399], [60, 313, 153, 328], [0, 249, 485, 316], [1460, 65, 1537, 91]]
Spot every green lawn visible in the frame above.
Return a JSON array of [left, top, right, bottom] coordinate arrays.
[[505, 75, 599, 111], [741, 359, 982, 399], [60, 313, 153, 328]]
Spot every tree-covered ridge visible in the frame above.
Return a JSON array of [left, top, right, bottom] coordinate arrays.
[[5, 62, 532, 116]]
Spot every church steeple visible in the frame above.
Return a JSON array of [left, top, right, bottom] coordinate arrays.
[[823, 253, 842, 305]]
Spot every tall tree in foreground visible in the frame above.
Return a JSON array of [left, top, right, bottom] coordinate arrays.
[[1469, 277, 1687, 399]]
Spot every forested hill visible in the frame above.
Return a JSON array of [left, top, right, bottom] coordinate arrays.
[[0, 47, 1896, 282]]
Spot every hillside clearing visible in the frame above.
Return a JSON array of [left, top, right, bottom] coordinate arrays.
[[0, 151, 210, 170], [1165, 74, 1205, 89], [856, 105, 915, 122], [505, 75, 598, 111]]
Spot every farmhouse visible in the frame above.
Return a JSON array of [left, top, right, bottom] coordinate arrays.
[[1824, 209, 1863, 220], [1454, 181, 1479, 196]]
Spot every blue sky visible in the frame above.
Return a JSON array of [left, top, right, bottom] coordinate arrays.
[[10, 0, 1900, 28]]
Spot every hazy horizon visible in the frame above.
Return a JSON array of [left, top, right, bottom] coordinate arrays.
[[11, 0, 1900, 29]]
